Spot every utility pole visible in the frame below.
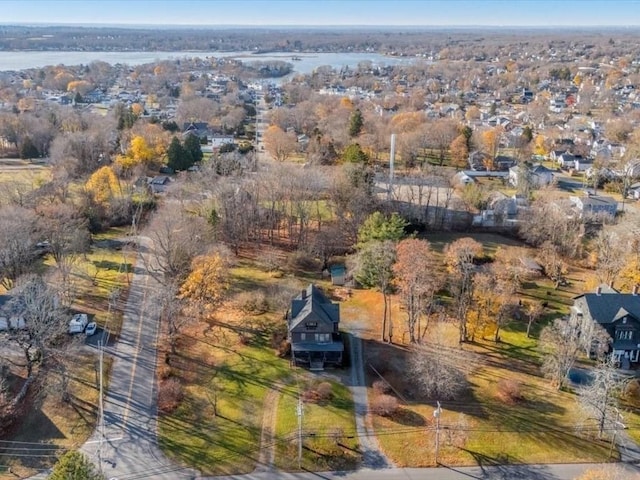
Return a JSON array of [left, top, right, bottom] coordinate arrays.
[[297, 396, 303, 469], [433, 401, 442, 464]]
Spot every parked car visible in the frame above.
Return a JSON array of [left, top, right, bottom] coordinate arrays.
[[85, 321, 97, 336], [69, 313, 88, 334]]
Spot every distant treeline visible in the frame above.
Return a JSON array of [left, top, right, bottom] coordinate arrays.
[[2, 25, 640, 57]]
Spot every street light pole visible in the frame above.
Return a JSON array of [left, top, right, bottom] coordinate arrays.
[[433, 401, 442, 464]]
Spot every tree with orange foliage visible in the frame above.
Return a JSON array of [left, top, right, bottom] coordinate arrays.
[[263, 125, 297, 161], [444, 238, 483, 343], [449, 134, 469, 169], [394, 238, 441, 343]]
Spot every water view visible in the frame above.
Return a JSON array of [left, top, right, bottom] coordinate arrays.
[[0, 50, 422, 74]]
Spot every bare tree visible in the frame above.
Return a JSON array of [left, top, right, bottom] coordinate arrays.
[[407, 323, 475, 400], [145, 204, 213, 284], [6, 275, 66, 377], [444, 237, 482, 343], [426, 119, 458, 166], [540, 318, 582, 390], [577, 356, 628, 439], [525, 301, 544, 338], [519, 197, 585, 259], [593, 230, 625, 288], [0, 207, 40, 290]]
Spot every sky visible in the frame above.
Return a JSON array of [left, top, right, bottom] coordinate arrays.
[[1, 0, 639, 27]]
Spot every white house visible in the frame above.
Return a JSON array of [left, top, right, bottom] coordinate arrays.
[[210, 135, 235, 149], [574, 157, 594, 172], [509, 164, 554, 188]]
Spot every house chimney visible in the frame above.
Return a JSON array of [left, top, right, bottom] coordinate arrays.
[[634, 285, 639, 296], [596, 286, 602, 296], [301, 289, 306, 299]]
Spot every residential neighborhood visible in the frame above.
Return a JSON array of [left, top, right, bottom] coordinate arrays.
[[2, 5, 640, 480]]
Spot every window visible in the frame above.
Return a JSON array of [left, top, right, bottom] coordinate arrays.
[[616, 330, 633, 341], [300, 333, 306, 341], [315, 333, 330, 342], [305, 321, 318, 330]]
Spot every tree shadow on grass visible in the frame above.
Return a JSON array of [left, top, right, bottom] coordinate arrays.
[[388, 407, 427, 426], [93, 259, 133, 272]]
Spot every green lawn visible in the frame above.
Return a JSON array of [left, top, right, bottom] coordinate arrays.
[[159, 340, 293, 475], [274, 380, 360, 471], [424, 232, 523, 256]]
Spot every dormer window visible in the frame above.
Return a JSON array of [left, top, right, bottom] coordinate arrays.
[[305, 321, 318, 330]]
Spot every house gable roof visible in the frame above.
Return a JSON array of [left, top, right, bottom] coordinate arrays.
[[289, 284, 339, 331], [574, 291, 640, 325]]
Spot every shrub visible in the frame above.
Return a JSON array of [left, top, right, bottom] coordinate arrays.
[[371, 394, 399, 417], [316, 381, 333, 401], [302, 381, 334, 404], [372, 380, 391, 395], [496, 379, 524, 404], [158, 377, 184, 413], [287, 250, 321, 272], [235, 291, 270, 314], [158, 356, 172, 380]]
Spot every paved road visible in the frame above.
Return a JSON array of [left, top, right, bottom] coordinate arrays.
[[80, 238, 197, 480], [200, 463, 640, 480]]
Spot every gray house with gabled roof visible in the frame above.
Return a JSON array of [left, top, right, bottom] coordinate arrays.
[[572, 285, 640, 368], [287, 284, 343, 370]]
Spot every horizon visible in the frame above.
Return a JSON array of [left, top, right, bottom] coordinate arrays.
[[1, 0, 639, 27], [3, 23, 640, 30]]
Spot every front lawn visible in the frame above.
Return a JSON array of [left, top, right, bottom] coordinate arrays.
[[274, 379, 360, 471]]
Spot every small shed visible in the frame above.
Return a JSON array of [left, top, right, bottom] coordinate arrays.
[[330, 265, 346, 286]]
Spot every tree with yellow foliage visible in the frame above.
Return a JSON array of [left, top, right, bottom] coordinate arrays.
[[339, 97, 353, 110], [131, 103, 144, 117], [481, 127, 501, 160], [390, 111, 423, 134], [114, 135, 156, 174], [179, 252, 228, 314], [533, 135, 549, 157], [85, 166, 121, 205], [66, 80, 93, 95]]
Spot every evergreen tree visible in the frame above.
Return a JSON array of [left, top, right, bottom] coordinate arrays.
[[19, 136, 39, 159], [348, 108, 364, 137], [342, 143, 369, 164], [166, 137, 194, 171], [184, 134, 203, 163], [49, 451, 103, 480]]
